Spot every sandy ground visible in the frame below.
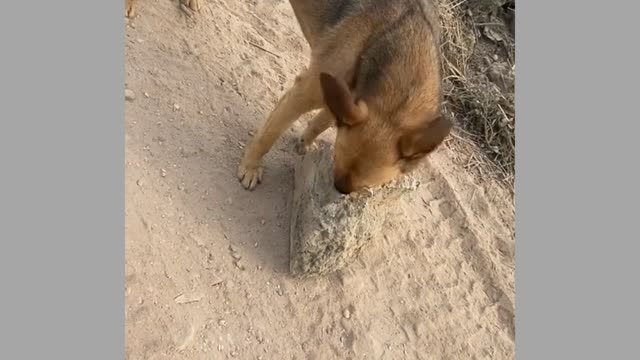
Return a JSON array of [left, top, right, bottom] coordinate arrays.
[[124, 1, 516, 359]]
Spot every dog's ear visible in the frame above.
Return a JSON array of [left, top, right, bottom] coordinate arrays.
[[399, 115, 452, 160], [319, 72, 368, 126]]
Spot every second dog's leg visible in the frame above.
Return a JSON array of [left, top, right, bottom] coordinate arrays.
[[125, 0, 137, 17], [295, 109, 334, 155], [238, 68, 323, 190]]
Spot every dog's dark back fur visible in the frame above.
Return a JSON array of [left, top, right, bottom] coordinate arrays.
[[355, 3, 442, 111], [322, 0, 439, 34]]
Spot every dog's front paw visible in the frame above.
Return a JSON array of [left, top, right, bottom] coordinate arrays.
[[237, 162, 264, 190], [181, 0, 201, 12]]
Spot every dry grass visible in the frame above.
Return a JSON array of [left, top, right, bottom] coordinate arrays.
[[437, 0, 476, 76], [435, 0, 516, 189]]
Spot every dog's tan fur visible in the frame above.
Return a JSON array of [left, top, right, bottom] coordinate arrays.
[[239, 0, 452, 193]]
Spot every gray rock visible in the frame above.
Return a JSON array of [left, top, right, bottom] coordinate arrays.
[[289, 142, 420, 277]]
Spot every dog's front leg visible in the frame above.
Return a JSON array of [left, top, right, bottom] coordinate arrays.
[[238, 67, 323, 190], [295, 109, 335, 155]]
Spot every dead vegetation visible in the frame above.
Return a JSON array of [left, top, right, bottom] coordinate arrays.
[[435, 0, 516, 189]]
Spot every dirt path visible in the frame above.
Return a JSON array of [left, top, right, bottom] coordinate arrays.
[[125, 1, 515, 359]]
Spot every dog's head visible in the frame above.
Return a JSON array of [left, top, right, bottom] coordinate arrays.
[[320, 72, 451, 194]]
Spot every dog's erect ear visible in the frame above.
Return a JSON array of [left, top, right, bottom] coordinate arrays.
[[399, 115, 453, 160], [319, 72, 368, 126]]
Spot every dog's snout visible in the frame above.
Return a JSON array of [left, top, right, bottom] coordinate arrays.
[[334, 176, 352, 194]]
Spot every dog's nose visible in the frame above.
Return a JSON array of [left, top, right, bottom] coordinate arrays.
[[334, 176, 352, 194]]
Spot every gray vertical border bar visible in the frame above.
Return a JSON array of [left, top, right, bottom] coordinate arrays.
[[0, 1, 124, 359], [518, 0, 639, 359]]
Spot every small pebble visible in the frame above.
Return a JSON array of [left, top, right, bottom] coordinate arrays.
[[342, 308, 351, 319], [136, 179, 144, 187], [144, 92, 150, 98], [218, 319, 227, 326], [260, 219, 266, 225], [125, 89, 136, 101], [160, 169, 167, 177], [174, 103, 181, 110]]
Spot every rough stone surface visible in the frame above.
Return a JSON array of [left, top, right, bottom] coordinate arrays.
[[289, 142, 420, 277]]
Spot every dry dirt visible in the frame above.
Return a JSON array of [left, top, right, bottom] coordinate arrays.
[[125, 1, 516, 359]]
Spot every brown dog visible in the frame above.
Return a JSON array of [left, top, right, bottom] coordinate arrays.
[[238, 0, 452, 194], [125, 0, 201, 18]]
